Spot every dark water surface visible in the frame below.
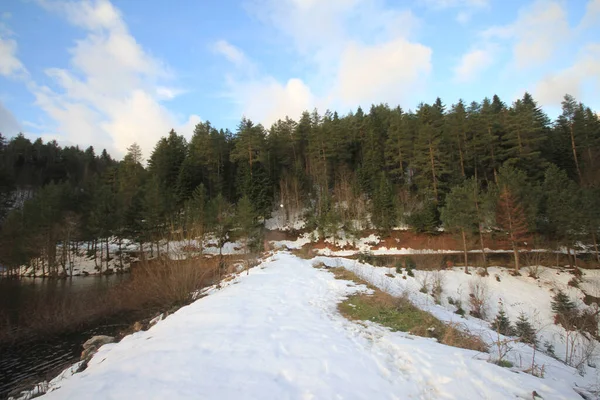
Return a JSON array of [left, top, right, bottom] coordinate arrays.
[[0, 275, 129, 399]]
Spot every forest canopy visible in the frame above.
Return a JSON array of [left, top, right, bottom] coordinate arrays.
[[1, 92, 599, 274]]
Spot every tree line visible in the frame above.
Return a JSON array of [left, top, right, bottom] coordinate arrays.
[[0, 92, 599, 276]]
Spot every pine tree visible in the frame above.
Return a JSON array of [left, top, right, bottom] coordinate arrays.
[[413, 106, 446, 200], [236, 195, 259, 272], [504, 93, 549, 179], [580, 187, 600, 263], [496, 187, 529, 273], [371, 172, 396, 235], [445, 100, 469, 178], [542, 164, 580, 263], [183, 184, 207, 250], [551, 290, 576, 315], [492, 307, 515, 336], [514, 313, 537, 345], [385, 107, 414, 186], [440, 180, 479, 272]]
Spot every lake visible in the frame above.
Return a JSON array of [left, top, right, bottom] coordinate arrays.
[[0, 275, 129, 399]]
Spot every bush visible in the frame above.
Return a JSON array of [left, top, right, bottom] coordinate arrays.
[[357, 251, 377, 265], [495, 359, 513, 368], [395, 257, 416, 276]]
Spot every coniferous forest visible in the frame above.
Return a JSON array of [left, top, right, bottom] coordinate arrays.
[[1, 92, 600, 276]]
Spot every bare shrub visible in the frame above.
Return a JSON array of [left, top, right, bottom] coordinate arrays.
[[416, 272, 430, 294], [523, 252, 552, 278], [468, 278, 489, 320], [117, 257, 218, 309], [431, 271, 444, 304]]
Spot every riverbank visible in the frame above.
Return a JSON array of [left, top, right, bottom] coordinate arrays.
[[18, 252, 597, 400], [0, 255, 236, 399]]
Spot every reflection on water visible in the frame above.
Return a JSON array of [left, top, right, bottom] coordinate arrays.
[[0, 275, 129, 399]]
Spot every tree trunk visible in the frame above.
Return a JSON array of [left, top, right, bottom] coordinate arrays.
[[139, 241, 145, 262], [94, 239, 100, 269], [592, 231, 600, 264], [570, 124, 582, 182], [118, 238, 123, 271], [428, 140, 438, 200], [461, 228, 469, 274], [105, 237, 109, 271], [478, 225, 488, 273], [512, 240, 520, 273]]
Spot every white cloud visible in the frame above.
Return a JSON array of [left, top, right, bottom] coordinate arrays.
[[533, 43, 600, 106], [225, 0, 431, 126], [420, 0, 488, 23], [484, 0, 570, 70], [29, 0, 199, 159], [580, 0, 600, 29], [0, 35, 26, 78], [421, 0, 488, 9], [213, 40, 248, 67], [456, 11, 471, 24], [232, 77, 315, 126], [453, 46, 495, 82], [0, 101, 22, 136], [335, 38, 431, 107]]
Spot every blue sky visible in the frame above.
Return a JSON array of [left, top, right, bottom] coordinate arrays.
[[0, 0, 599, 159]]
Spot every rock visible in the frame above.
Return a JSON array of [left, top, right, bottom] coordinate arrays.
[[132, 321, 144, 332], [80, 345, 98, 361], [83, 335, 115, 350]]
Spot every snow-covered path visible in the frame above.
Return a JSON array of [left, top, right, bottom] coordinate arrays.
[[39, 253, 584, 399]]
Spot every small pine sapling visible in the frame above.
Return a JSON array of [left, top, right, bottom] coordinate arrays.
[[514, 312, 537, 345], [492, 304, 515, 336]]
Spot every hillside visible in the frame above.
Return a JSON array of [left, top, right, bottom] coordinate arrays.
[[21, 252, 597, 400]]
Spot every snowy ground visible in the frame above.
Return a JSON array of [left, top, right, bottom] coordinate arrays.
[[314, 256, 600, 381], [18, 252, 595, 400]]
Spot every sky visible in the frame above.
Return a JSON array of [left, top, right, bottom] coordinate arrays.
[[0, 0, 599, 159]]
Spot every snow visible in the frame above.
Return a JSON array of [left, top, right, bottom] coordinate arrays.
[[264, 207, 306, 231], [22, 252, 593, 400], [313, 256, 600, 378], [270, 232, 313, 250]]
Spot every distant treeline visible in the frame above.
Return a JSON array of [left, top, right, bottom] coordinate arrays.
[[0, 92, 599, 275]]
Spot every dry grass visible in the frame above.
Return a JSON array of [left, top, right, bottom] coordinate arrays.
[[330, 266, 488, 353], [442, 323, 488, 352], [327, 267, 377, 290]]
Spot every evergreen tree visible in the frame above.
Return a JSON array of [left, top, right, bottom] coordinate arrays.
[[371, 172, 396, 235], [514, 313, 537, 345], [236, 195, 259, 272], [496, 187, 529, 273], [492, 307, 515, 336], [440, 179, 479, 272], [542, 164, 580, 262]]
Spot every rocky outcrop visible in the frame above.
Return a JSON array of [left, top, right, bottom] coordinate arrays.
[[80, 335, 115, 362]]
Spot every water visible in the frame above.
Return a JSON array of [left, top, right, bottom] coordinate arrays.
[[0, 275, 129, 399]]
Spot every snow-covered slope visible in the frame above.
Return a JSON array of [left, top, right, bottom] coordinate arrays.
[[34, 253, 591, 399]]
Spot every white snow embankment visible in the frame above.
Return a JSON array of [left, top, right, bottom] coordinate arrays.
[[37, 253, 586, 399]]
